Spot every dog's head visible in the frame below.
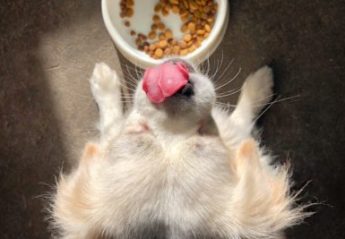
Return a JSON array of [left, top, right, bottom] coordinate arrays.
[[133, 59, 215, 132]]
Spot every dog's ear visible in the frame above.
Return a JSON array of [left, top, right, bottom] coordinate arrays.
[[228, 139, 306, 238]]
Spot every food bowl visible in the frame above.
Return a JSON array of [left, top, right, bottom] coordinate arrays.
[[102, 0, 229, 68]]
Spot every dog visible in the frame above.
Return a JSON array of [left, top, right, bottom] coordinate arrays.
[[50, 60, 306, 239]]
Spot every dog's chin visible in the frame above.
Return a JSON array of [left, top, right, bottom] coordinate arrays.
[[160, 96, 195, 116]]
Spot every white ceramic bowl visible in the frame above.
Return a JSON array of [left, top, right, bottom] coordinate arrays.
[[102, 0, 229, 68]]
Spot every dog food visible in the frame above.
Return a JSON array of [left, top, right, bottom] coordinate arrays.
[[120, 0, 218, 59]]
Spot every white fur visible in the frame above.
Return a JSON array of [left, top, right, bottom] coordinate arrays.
[[51, 62, 306, 239]]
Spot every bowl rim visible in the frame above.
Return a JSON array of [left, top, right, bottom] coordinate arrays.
[[102, 0, 229, 67]]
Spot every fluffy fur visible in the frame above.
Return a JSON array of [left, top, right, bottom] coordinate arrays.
[[50, 61, 306, 239]]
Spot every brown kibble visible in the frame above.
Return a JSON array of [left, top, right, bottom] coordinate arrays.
[[125, 0, 217, 59], [184, 34, 192, 42], [197, 36, 204, 42], [172, 5, 180, 14], [187, 22, 196, 32], [151, 24, 158, 31], [158, 22, 165, 30], [138, 33, 147, 41], [189, 45, 196, 52], [149, 44, 156, 51], [214, 2, 218, 10], [154, 3, 162, 12], [162, 8, 169, 16], [164, 47, 172, 55], [154, 48, 163, 58], [164, 4, 171, 11], [159, 40, 168, 48], [179, 40, 188, 49], [186, 40, 193, 47], [124, 20, 130, 27], [127, 8, 134, 17], [165, 29, 173, 39], [153, 14, 161, 23], [207, 17, 214, 24], [198, 0, 206, 6], [138, 44, 145, 51], [181, 24, 188, 33], [181, 12, 189, 21], [173, 45, 180, 53], [197, 29, 205, 35], [205, 24, 211, 32], [148, 31, 157, 40], [182, 0, 189, 9], [159, 33, 166, 40], [135, 36, 141, 45], [180, 49, 189, 56], [189, 2, 198, 11]]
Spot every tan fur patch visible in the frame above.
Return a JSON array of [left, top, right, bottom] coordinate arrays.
[[238, 138, 256, 158], [81, 143, 100, 163], [231, 138, 260, 176]]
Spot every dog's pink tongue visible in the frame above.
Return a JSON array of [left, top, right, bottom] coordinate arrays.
[[143, 62, 189, 103]]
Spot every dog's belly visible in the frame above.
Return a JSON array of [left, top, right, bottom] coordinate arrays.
[[100, 135, 234, 238]]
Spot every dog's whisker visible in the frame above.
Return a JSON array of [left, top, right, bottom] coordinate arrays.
[[210, 57, 221, 80], [123, 80, 137, 90], [214, 51, 228, 84], [251, 95, 290, 124], [118, 77, 137, 90], [121, 95, 134, 99], [215, 67, 242, 91], [214, 50, 224, 79], [204, 51, 211, 76], [124, 65, 141, 84], [216, 87, 241, 96], [214, 58, 235, 84], [215, 102, 237, 108], [216, 88, 242, 98], [125, 65, 139, 81], [123, 76, 139, 89], [253, 94, 302, 107]]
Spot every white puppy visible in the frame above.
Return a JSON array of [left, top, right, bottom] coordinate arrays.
[[51, 60, 306, 239]]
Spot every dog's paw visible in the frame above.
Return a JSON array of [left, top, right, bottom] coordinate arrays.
[[242, 66, 274, 106], [90, 62, 120, 100]]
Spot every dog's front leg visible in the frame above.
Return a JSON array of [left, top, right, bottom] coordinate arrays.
[[90, 62, 124, 142], [218, 66, 274, 148]]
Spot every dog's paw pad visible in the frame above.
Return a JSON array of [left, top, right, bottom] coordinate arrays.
[[90, 62, 120, 96]]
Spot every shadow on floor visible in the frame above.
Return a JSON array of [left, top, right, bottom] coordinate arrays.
[[0, 1, 100, 238]]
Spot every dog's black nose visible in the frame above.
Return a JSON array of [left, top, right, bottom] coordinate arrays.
[[176, 81, 194, 97]]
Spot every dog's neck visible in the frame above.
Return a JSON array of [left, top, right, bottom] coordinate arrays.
[[126, 110, 219, 145]]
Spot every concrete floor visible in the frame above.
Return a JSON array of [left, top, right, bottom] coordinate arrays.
[[1, 0, 345, 238]]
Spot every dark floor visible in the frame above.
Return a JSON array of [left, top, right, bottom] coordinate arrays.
[[1, 0, 345, 238]]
